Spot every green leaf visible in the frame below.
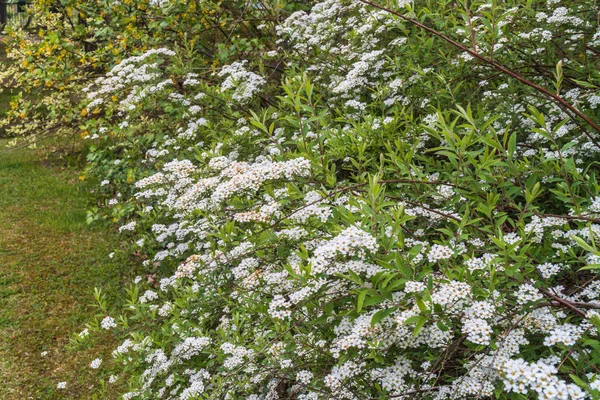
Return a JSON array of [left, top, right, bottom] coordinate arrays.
[[571, 235, 600, 256], [357, 291, 367, 313], [413, 316, 427, 337], [403, 315, 423, 325], [578, 264, 600, 271], [507, 132, 517, 159], [569, 374, 589, 391], [416, 298, 428, 313], [371, 307, 397, 326]]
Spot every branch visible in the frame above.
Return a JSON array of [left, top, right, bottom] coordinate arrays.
[[535, 212, 600, 224], [539, 288, 588, 318]]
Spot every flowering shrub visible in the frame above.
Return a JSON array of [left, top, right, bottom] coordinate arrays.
[[6, 0, 600, 399]]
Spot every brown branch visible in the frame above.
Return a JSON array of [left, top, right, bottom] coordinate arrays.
[[535, 212, 600, 223], [539, 300, 600, 311], [539, 288, 587, 317], [375, 386, 442, 399]]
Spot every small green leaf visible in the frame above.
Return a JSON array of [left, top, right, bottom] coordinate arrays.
[[413, 316, 427, 337], [507, 132, 517, 159], [371, 307, 397, 326], [357, 291, 367, 313], [578, 264, 600, 271], [571, 235, 600, 256]]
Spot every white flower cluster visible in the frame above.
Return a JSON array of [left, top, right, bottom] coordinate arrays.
[[217, 61, 266, 103], [537, 262, 563, 279], [427, 244, 454, 262], [404, 280, 425, 293], [461, 318, 492, 345], [90, 358, 102, 369], [268, 295, 293, 320], [501, 358, 586, 400], [101, 316, 117, 330], [85, 48, 176, 111], [171, 337, 210, 361], [516, 284, 543, 305], [310, 226, 378, 274]]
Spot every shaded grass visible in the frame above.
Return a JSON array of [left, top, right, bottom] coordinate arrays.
[[0, 140, 138, 399]]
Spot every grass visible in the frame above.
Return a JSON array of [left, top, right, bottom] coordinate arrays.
[[0, 141, 138, 398], [0, 36, 136, 398]]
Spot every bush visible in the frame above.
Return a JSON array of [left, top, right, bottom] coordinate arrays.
[[5, 0, 600, 399]]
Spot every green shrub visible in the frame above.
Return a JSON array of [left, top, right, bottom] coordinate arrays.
[[5, 0, 600, 399]]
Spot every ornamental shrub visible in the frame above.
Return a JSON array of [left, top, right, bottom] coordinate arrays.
[[5, 0, 600, 399]]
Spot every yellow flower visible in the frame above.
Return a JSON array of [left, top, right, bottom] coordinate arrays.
[[81, 108, 88, 117]]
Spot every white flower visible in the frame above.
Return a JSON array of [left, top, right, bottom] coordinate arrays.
[[427, 244, 453, 262], [537, 263, 562, 279], [90, 358, 102, 369], [516, 284, 543, 305], [217, 61, 266, 103], [101, 316, 117, 330], [118, 221, 137, 232], [57, 382, 66, 389], [404, 281, 426, 293], [297, 370, 313, 384], [462, 317, 492, 345]]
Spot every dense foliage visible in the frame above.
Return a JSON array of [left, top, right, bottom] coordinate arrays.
[[4, 0, 600, 399]]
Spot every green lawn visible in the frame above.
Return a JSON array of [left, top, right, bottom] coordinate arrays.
[[0, 34, 136, 399], [0, 141, 137, 399]]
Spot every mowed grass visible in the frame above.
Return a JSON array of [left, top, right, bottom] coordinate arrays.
[[0, 140, 137, 399]]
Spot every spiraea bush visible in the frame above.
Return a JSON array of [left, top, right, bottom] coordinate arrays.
[[5, 0, 600, 399]]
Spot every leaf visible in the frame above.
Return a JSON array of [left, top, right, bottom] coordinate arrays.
[[413, 316, 427, 337], [569, 374, 589, 391], [578, 264, 600, 271], [561, 141, 578, 153], [506, 132, 517, 160], [416, 298, 428, 313], [571, 235, 600, 256], [403, 315, 423, 325], [356, 291, 367, 313], [572, 79, 598, 89], [364, 295, 386, 308], [371, 307, 397, 326]]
